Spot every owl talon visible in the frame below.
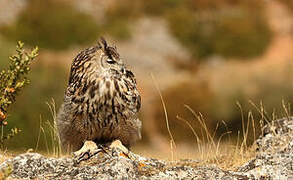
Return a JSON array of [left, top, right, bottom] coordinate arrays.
[[73, 141, 101, 164], [76, 150, 90, 163], [97, 144, 109, 154], [74, 149, 105, 164], [73, 141, 98, 157], [110, 140, 129, 155]]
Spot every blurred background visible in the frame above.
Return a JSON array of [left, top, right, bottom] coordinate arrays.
[[0, 0, 293, 159]]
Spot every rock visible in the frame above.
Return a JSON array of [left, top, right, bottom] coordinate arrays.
[[0, 151, 246, 179], [238, 117, 293, 179], [1, 117, 293, 179]]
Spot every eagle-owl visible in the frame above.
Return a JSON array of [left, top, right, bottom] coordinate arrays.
[[57, 38, 141, 152]]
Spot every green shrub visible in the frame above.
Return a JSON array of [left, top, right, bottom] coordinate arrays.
[[142, 0, 181, 15], [165, 1, 271, 60], [0, 41, 65, 151], [103, 17, 132, 40], [0, 41, 38, 149], [0, 0, 100, 50], [103, 0, 142, 40], [4, 65, 67, 150]]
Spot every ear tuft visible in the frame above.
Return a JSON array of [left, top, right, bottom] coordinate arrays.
[[100, 37, 107, 50], [98, 37, 120, 59]]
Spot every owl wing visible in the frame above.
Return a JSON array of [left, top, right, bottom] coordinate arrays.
[[124, 69, 141, 113]]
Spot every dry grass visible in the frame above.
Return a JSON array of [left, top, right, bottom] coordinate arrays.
[[34, 99, 62, 157], [134, 135, 257, 171], [146, 74, 261, 170], [0, 151, 13, 164], [134, 141, 256, 171], [145, 79, 293, 171], [151, 73, 176, 161]]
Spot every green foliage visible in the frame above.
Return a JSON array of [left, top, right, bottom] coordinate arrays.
[[142, 0, 181, 15], [103, 16, 132, 40], [173, 3, 270, 59], [0, 0, 100, 50], [0, 41, 38, 148], [103, 1, 142, 40], [142, 0, 272, 60]]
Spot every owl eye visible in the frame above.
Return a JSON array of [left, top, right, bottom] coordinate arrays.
[[106, 59, 116, 64]]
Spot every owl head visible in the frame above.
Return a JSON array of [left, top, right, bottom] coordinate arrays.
[[98, 37, 124, 71], [68, 37, 126, 86]]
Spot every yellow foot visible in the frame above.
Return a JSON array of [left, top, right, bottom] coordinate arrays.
[[109, 140, 133, 159], [73, 141, 103, 164], [110, 140, 129, 155], [73, 140, 130, 164], [73, 141, 98, 157]]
